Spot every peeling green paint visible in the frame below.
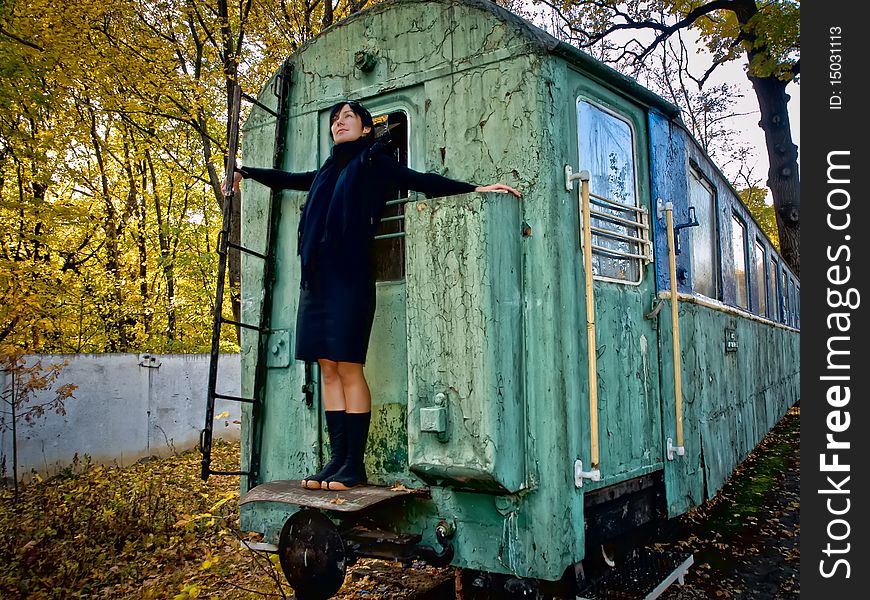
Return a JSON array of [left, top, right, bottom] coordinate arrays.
[[658, 299, 799, 517]]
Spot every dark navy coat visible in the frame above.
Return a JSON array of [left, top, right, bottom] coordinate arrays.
[[240, 138, 476, 363]]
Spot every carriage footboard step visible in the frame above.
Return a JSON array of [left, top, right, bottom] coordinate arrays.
[[239, 480, 428, 512], [577, 550, 694, 600]]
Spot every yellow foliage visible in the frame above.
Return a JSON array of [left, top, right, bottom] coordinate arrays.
[[0, 440, 286, 598], [1, 0, 392, 353]]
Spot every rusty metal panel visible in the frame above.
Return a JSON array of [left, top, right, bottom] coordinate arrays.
[[237, 79, 280, 506]]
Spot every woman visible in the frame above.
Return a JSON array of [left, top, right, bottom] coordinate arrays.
[[227, 100, 520, 491]]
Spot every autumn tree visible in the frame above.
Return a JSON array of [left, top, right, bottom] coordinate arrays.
[[1, 1, 229, 353], [1, 0, 391, 354], [534, 0, 800, 276]]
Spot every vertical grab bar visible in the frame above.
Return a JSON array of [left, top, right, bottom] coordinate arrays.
[[575, 171, 601, 485], [664, 202, 685, 459], [580, 174, 600, 471]]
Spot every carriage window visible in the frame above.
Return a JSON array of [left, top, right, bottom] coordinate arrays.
[[754, 239, 767, 316], [371, 111, 409, 282], [688, 170, 719, 299], [769, 256, 779, 321], [795, 284, 800, 328], [576, 100, 643, 284], [780, 266, 790, 324], [788, 278, 797, 327], [731, 214, 749, 309]]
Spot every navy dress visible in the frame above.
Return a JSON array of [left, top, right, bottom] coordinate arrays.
[[240, 138, 476, 364]]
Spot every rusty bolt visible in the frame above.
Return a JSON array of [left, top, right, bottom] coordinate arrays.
[[522, 221, 532, 237]]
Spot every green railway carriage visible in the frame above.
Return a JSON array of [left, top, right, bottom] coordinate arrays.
[[201, 1, 800, 597]]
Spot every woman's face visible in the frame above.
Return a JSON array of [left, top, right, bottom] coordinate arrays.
[[331, 104, 371, 144]]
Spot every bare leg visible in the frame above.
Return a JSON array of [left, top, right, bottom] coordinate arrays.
[[324, 361, 371, 490], [300, 359, 347, 489], [318, 358, 347, 411], [336, 361, 371, 414]]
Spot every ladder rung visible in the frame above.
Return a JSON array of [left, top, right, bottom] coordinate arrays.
[[374, 232, 406, 241], [221, 317, 267, 332], [226, 241, 269, 260], [214, 392, 256, 404]]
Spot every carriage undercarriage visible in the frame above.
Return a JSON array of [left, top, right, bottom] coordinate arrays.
[[239, 478, 693, 600]]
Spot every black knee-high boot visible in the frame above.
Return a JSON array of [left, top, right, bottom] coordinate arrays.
[[325, 411, 370, 490], [302, 410, 347, 490]]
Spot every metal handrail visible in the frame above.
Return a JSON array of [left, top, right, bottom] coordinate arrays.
[[591, 245, 651, 262], [590, 225, 651, 247], [589, 192, 646, 213], [588, 208, 650, 230]]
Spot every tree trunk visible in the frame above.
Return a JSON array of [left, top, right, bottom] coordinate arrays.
[[730, 0, 800, 278], [219, 0, 242, 344], [147, 151, 177, 342], [747, 73, 800, 278], [88, 106, 128, 351]]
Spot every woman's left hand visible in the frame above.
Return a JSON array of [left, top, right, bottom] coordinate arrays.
[[475, 183, 521, 198]]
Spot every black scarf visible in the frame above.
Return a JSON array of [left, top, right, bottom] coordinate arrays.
[[297, 137, 375, 287]]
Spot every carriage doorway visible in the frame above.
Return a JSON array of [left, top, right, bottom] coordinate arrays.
[[571, 84, 665, 487]]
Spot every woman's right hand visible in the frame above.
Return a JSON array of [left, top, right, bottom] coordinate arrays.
[[222, 171, 243, 195], [474, 183, 521, 198]]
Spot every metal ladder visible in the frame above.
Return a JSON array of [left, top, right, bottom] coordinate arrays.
[[199, 60, 305, 488]]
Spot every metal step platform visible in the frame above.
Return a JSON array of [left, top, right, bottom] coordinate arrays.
[[239, 480, 428, 512], [577, 550, 694, 600]]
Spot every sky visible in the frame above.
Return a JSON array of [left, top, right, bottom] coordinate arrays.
[[521, 1, 801, 201], [703, 47, 800, 192]]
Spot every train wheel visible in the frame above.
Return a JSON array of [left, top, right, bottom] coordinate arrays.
[[277, 509, 347, 600]]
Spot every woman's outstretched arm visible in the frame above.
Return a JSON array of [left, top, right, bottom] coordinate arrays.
[[374, 155, 521, 199], [223, 166, 318, 194]]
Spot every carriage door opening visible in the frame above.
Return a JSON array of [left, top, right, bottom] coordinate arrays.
[[319, 106, 413, 486], [371, 110, 409, 281], [574, 97, 664, 486]]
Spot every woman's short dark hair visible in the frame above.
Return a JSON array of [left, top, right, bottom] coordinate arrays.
[[329, 100, 375, 140]]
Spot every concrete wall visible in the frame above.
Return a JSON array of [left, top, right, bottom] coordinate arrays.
[[1, 353, 241, 485]]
